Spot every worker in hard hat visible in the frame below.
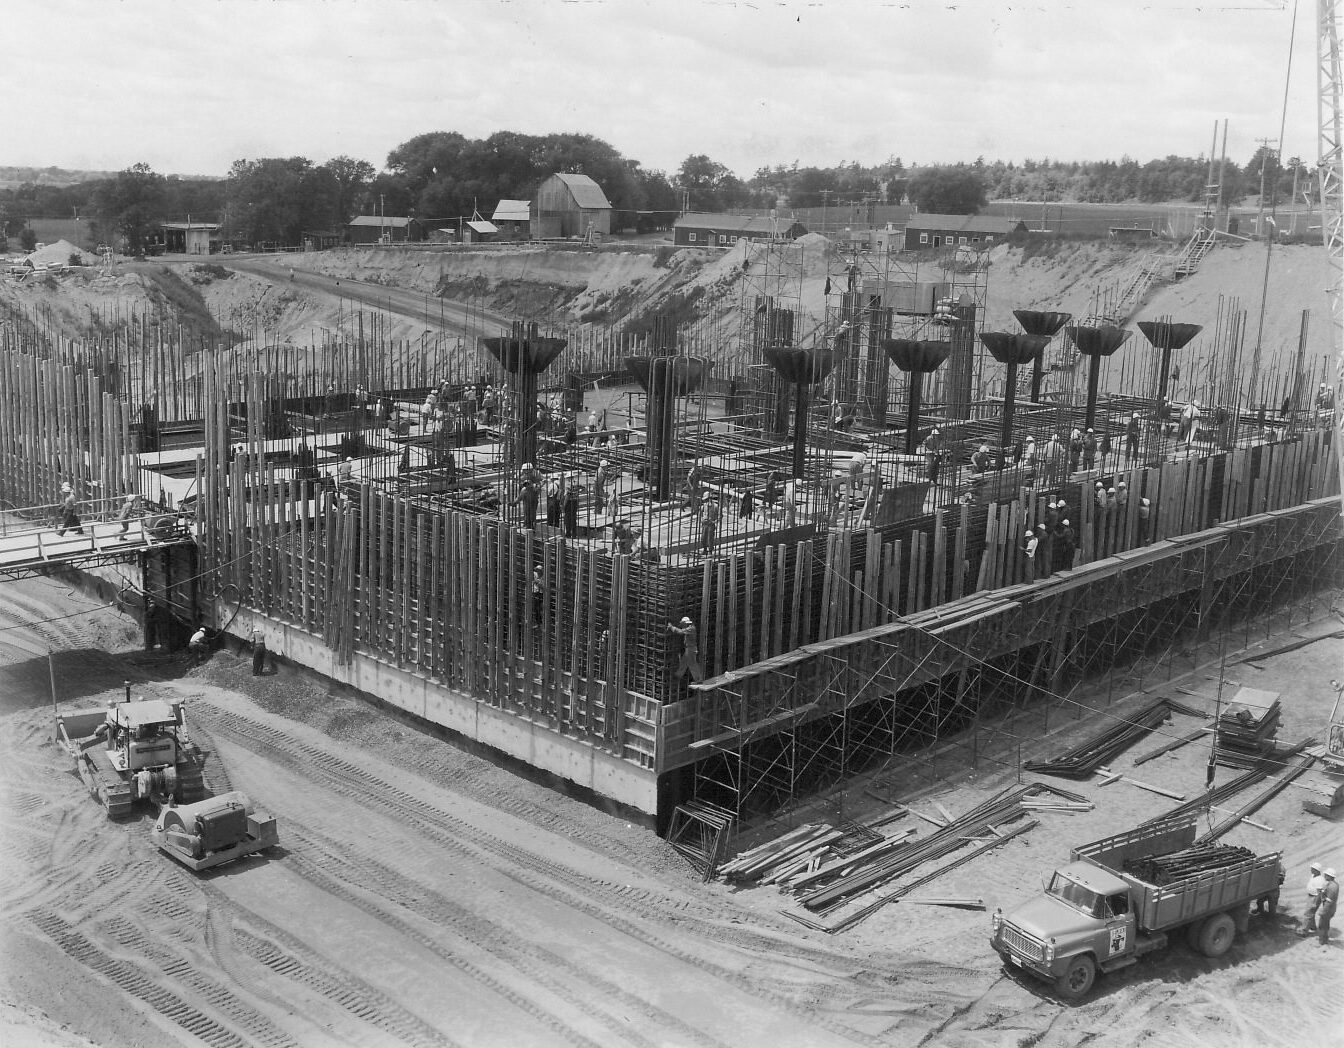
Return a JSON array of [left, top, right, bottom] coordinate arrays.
[[1302, 861, 1326, 935], [1316, 868, 1338, 946]]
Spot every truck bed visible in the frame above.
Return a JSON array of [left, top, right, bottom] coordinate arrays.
[[1074, 815, 1282, 932]]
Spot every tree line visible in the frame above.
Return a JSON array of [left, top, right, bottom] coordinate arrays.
[[0, 137, 1311, 255]]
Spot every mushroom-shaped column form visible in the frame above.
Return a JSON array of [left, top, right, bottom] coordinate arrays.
[[1013, 309, 1072, 401], [1066, 325, 1132, 429], [625, 354, 712, 500], [884, 338, 952, 455], [480, 321, 567, 469], [980, 332, 1050, 452], [762, 346, 836, 479], [1136, 321, 1202, 407]]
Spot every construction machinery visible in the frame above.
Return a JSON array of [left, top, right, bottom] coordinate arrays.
[[151, 791, 278, 871], [57, 684, 207, 818], [57, 683, 279, 870]]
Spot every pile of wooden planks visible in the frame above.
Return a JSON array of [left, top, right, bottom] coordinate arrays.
[[718, 783, 1090, 933], [1214, 694, 1282, 768], [1023, 697, 1203, 778]]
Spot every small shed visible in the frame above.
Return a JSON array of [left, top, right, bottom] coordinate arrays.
[[491, 199, 531, 240], [672, 213, 807, 248], [348, 216, 426, 244], [302, 230, 344, 252], [531, 173, 612, 239], [161, 222, 221, 255], [903, 213, 1026, 251], [464, 219, 498, 244]]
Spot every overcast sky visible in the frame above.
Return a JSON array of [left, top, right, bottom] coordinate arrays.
[[5, 0, 1321, 179]]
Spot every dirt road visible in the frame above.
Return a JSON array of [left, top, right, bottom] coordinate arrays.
[[2, 572, 1342, 1047], [222, 258, 514, 339]]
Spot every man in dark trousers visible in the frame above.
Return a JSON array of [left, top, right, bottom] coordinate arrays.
[[562, 484, 580, 539], [249, 624, 268, 676], [515, 477, 539, 530], [1317, 868, 1338, 946]]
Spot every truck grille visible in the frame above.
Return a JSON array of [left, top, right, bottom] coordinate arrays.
[[1001, 924, 1044, 962]]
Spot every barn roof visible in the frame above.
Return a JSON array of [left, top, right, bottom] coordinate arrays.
[[904, 213, 1025, 234], [492, 199, 530, 222], [466, 219, 498, 234], [552, 173, 611, 210]]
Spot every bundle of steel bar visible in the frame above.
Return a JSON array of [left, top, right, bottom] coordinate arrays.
[[784, 819, 1039, 934], [1195, 749, 1317, 844], [1023, 697, 1203, 779], [1132, 724, 1213, 766], [793, 784, 1059, 915], [1141, 736, 1315, 827], [1214, 699, 1282, 768], [1122, 843, 1256, 885]]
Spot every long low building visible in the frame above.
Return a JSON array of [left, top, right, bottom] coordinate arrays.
[[673, 213, 808, 247]]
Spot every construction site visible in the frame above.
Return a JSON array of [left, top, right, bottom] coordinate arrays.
[[3, 13, 1344, 1048]]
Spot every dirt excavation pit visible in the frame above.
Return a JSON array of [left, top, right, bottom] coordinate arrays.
[[1, 572, 1342, 1048]]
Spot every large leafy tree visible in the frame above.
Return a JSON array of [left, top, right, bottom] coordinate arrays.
[[676, 154, 735, 212], [93, 162, 166, 253], [320, 155, 376, 225], [907, 165, 988, 214], [226, 157, 339, 244]]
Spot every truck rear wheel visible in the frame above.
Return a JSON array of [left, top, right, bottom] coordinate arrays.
[[1054, 954, 1096, 999], [1185, 918, 1206, 950], [1197, 912, 1236, 958]]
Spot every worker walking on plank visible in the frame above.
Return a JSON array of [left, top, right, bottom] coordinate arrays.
[[55, 483, 85, 536], [666, 616, 704, 683]]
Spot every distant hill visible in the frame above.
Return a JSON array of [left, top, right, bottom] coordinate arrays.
[[0, 165, 119, 188]]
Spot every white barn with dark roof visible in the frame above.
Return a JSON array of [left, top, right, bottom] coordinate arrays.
[[531, 173, 611, 239]]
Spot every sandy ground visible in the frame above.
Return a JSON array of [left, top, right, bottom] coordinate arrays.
[[1, 570, 1342, 1048]]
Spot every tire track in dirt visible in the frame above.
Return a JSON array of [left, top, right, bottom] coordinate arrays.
[[26, 908, 251, 1048], [98, 914, 299, 1048], [286, 823, 730, 1048], [195, 699, 948, 1043]]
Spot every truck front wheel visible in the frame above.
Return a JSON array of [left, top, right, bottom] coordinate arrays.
[[1054, 954, 1096, 999], [1197, 912, 1236, 958]]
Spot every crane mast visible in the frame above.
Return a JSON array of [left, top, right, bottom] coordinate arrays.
[[1320, 0, 1344, 499]]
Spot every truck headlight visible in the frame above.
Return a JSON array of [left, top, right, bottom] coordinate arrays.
[[1043, 938, 1056, 963], [991, 908, 1003, 933]]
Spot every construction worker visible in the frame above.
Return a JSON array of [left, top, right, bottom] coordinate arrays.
[[1138, 497, 1152, 544], [55, 484, 84, 536], [1023, 529, 1039, 583], [337, 457, 354, 486], [666, 616, 704, 683], [115, 493, 140, 539], [738, 485, 755, 520], [562, 483, 580, 539], [970, 444, 991, 473], [1317, 868, 1338, 946], [531, 566, 544, 625], [188, 624, 208, 666], [515, 476, 539, 530], [1303, 862, 1327, 935], [1082, 428, 1098, 471], [700, 497, 720, 555], [545, 475, 562, 527], [249, 624, 268, 676], [782, 479, 798, 529]]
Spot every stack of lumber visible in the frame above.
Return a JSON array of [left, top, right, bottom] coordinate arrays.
[[1214, 693, 1282, 768], [1122, 843, 1255, 885], [1024, 697, 1203, 779]]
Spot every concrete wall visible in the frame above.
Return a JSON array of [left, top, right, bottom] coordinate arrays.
[[226, 607, 659, 816]]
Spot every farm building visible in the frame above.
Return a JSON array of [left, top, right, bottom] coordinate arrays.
[[902, 213, 1027, 251], [348, 216, 427, 244], [531, 173, 612, 239], [491, 199, 531, 240], [672, 213, 808, 247], [161, 222, 221, 255], [302, 230, 344, 252], [464, 219, 498, 244]]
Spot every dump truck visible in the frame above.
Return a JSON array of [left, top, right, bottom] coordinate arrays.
[[57, 685, 206, 817], [989, 815, 1283, 999]]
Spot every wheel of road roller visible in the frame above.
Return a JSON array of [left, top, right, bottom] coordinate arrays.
[[1197, 912, 1236, 958]]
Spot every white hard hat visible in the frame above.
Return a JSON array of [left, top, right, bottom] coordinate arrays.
[[1061, 519, 1070, 526], [1328, 868, 1338, 879], [679, 616, 693, 626], [1311, 861, 1322, 871]]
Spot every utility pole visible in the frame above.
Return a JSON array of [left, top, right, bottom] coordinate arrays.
[[820, 189, 831, 234], [1254, 136, 1277, 238]]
